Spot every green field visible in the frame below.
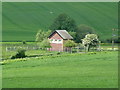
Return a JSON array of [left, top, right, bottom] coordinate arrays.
[[1, 42, 118, 60], [1, 42, 60, 60], [2, 51, 118, 88], [2, 2, 118, 41]]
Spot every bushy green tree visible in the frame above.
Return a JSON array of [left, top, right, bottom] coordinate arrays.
[[35, 29, 45, 42], [82, 34, 99, 52], [39, 39, 51, 50], [11, 49, 26, 59], [76, 24, 95, 43], [35, 29, 52, 42], [49, 13, 77, 32], [22, 40, 26, 44], [68, 31, 77, 41], [64, 40, 77, 53], [45, 30, 52, 38]]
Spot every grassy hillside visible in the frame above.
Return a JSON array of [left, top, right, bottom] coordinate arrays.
[[2, 2, 118, 41], [2, 51, 118, 88]]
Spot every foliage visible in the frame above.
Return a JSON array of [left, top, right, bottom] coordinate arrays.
[[78, 43, 84, 48], [64, 40, 77, 48], [22, 40, 26, 44], [49, 13, 77, 32], [35, 29, 46, 42], [76, 24, 95, 43], [117, 36, 120, 43], [64, 40, 77, 53], [68, 31, 77, 41], [2, 42, 118, 60], [11, 49, 26, 59], [39, 39, 51, 49], [45, 30, 52, 38], [35, 29, 52, 42], [82, 34, 99, 51], [106, 37, 119, 43]]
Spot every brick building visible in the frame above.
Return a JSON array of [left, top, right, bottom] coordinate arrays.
[[48, 30, 73, 52]]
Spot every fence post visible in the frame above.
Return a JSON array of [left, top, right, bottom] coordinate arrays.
[[14, 47, 16, 51], [6, 47, 8, 52], [77, 47, 79, 53], [27, 46, 28, 50], [112, 40, 114, 51]]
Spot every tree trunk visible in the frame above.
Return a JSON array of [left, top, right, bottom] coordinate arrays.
[[88, 45, 90, 52], [86, 44, 90, 52]]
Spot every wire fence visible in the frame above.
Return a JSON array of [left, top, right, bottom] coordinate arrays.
[[5, 46, 41, 52]]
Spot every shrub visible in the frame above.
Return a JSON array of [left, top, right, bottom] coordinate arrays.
[[39, 39, 51, 50], [64, 40, 77, 48], [57, 52, 61, 55], [11, 49, 26, 59], [22, 40, 26, 44], [10, 56, 15, 59]]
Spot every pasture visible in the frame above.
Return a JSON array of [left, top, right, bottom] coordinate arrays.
[[1, 42, 60, 60], [0, 42, 118, 88], [2, 51, 118, 88], [1, 2, 118, 88], [1, 42, 118, 60], [2, 2, 118, 41]]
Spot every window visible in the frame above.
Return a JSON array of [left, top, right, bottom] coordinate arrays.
[[59, 40, 61, 41], [51, 39, 53, 41]]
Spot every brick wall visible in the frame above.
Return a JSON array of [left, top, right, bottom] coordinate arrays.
[[49, 43, 63, 51], [49, 32, 63, 51]]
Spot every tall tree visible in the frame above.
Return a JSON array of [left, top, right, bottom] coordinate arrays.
[[49, 13, 77, 32], [76, 24, 95, 43], [68, 31, 77, 42]]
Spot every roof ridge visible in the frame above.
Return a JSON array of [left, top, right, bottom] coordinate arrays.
[[48, 30, 73, 40], [56, 30, 73, 39]]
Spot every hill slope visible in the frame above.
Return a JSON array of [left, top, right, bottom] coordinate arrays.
[[2, 2, 118, 41]]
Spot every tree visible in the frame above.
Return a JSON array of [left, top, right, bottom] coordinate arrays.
[[11, 49, 26, 59], [68, 31, 77, 41], [82, 34, 99, 52], [45, 30, 52, 38], [64, 40, 77, 53], [49, 13, 77, 32], [76, 24, 95, 43], [39, 39, 51, 50], [35, 29, 45, 42], [35, 29, 52, 42], [22, 40, 26, 44]]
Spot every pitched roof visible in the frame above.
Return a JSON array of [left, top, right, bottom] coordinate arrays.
[[48, 30, 73, 40]]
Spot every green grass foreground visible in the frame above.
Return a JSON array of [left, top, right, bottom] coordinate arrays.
[[2, 51, 118, 88]]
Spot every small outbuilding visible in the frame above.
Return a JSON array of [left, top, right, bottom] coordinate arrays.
[[48, 30, 73, 51]]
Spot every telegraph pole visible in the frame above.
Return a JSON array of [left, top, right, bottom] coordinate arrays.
[[112, 28, 118, 50], [112, 29, 114, 50], [98, 41, 101, 51]]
